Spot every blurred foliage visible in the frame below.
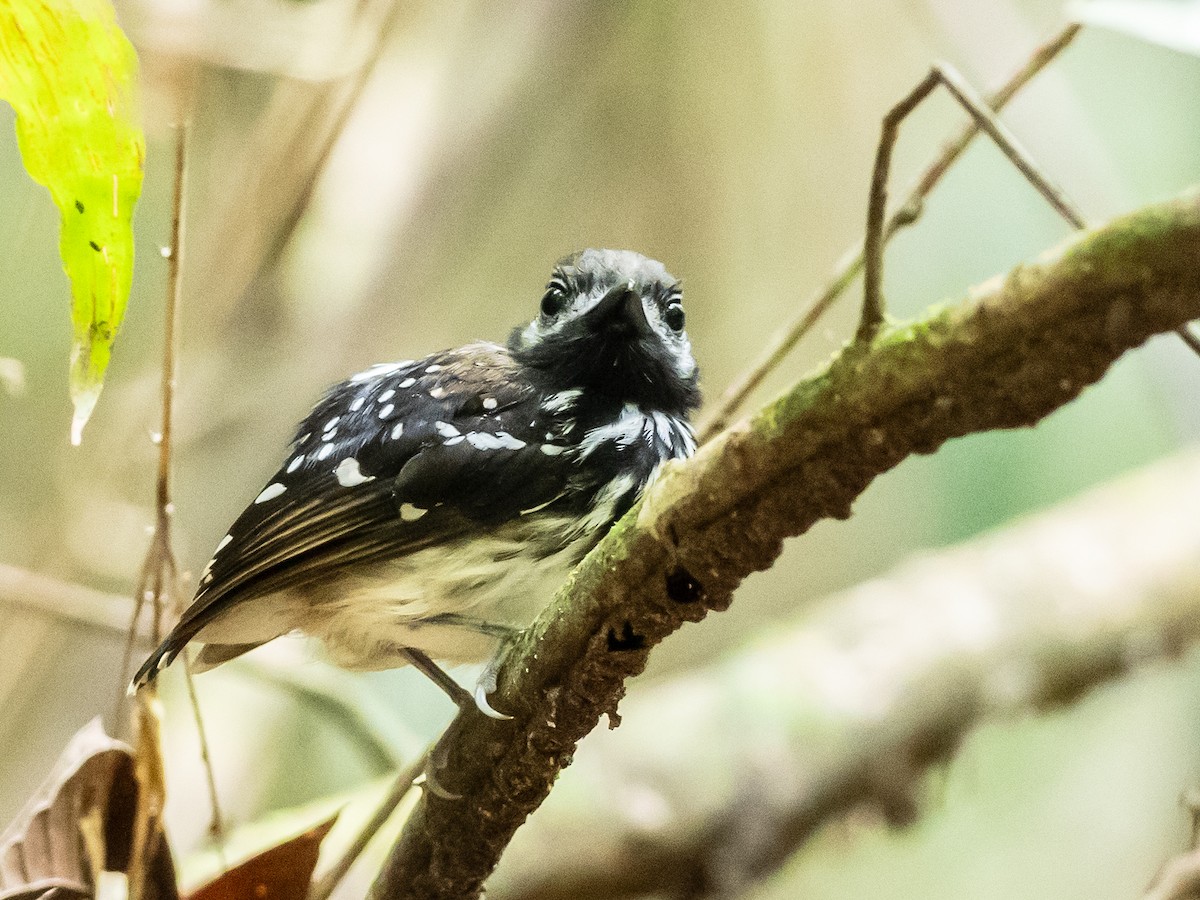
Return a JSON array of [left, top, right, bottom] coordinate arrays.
[[1, 1, 1199, 898], [1071, 0, 1200, 57], [0, 0, 144, 444]]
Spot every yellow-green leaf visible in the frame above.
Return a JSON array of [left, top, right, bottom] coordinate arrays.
[[0, 0, 144, 444]]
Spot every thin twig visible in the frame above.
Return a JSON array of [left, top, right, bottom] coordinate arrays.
[[183, 649, 226, 848], [859, 69, 941, 342], [166, 112, 226, 844], [166, 115, 228, 845], [120, 121, 189, 900], [873, 61, 1200, 357], [696, 23, 1081, 442], [859, 61, 1087, 342], [1177, 325, 1200, 356], [308, 750, 429, 900]]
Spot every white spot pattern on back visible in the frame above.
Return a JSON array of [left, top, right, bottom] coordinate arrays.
[[335, 457, 375, 487], [255, 483, 287, 504], [399, 503, 426, 521]]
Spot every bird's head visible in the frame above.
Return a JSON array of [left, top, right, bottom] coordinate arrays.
[[509, 249, 700, 415]]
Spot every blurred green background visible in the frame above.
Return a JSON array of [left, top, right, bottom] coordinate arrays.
[[2, 0, 1199, 897]]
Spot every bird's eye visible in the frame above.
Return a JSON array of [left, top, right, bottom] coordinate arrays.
[[541, 286, 566, 317], [664, 303, 685, 331]]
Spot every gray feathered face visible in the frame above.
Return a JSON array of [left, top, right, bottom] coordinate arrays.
[[509, 249, 700, 415]]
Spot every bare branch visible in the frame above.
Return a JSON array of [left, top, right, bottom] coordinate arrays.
[[859, 62, 1085, 342], [697, 23, 1081, 440], [370, 189, 1200, 899]]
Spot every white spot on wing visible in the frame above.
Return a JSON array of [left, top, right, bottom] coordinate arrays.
[[399, 378, 416, 388], [379, 389, 395, 402], [425, 364, 443, 373], [379, 403, 395, 418], [335, 457, 375, 487], [255, 482, 287, 504], [466, 432, 503, 450], [391, 422, 405, 440], [399, 503, 427, 521], [540, 443, 567, 456], [215, 534, 233, 553], [435, 421, 460, 438], [494, 432, 526, 450], [430, 387, 447, 399], [287, 454, 304, 473], [350, 397, 365, 411], [482, 397, 498, 410], [325, 417, 340, 430], [317, 443, 334, 460]]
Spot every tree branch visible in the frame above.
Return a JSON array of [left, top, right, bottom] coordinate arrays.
[[370, 188, 1200, 899], [487, 446, 1200, 900]]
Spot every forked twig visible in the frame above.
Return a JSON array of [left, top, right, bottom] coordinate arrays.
[[165, 116, 227, 846], [858, 61, 1085, 342], [697, 24, 1080, 442], [857, 58, 1200, 356]]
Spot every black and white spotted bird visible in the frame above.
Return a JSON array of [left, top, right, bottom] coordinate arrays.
[[133, 249, 700, 713]]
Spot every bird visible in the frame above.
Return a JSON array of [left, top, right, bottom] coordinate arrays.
[[132, 249, 700, 714]]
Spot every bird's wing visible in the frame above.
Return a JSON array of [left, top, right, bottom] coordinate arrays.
[[141, 344, 583, 677]]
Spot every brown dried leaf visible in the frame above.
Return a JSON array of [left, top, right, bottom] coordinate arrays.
[[0, 718, 177, 900], [185, 816, 337, 900]]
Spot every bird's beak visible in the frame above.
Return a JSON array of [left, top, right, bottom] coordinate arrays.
[[585, 281, 651, 336]]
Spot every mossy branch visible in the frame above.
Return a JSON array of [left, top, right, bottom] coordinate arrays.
[[370, 188, 1200, 900], [489, 447, 1200, 900]]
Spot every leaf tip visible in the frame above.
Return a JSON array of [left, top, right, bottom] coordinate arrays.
[[70, 388, 100, 445]]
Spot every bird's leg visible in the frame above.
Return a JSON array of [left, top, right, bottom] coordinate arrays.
[[399, 647, 474, 710], [403, 637, 516, 803], [400, 620, 517, 720], [417, 614, 518, 720]]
